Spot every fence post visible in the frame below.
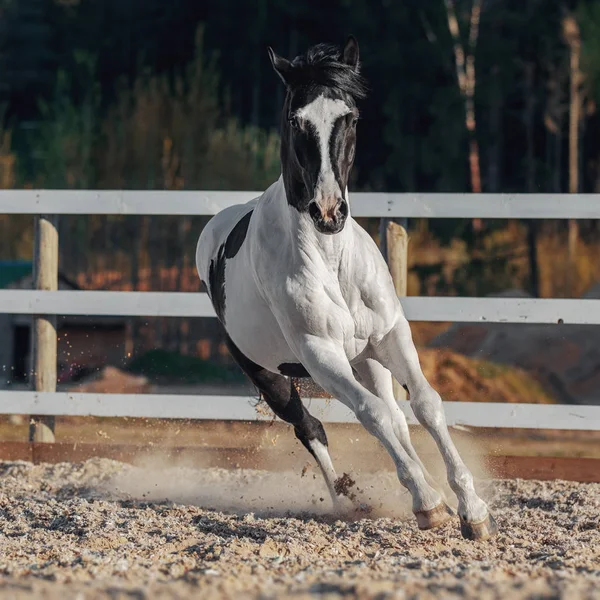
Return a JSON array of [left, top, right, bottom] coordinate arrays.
[[386, 218, 409, 401], [29, 214, 58, 443]]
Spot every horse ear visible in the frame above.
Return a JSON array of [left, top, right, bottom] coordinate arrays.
[[342, 36, 359, 71], [268, 47, 292, 85]]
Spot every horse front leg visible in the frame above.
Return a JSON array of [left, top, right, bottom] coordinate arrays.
[[294, 335, 452, 530], [373, 317, 498, 540], [225, 336, 350, 513], [353, 358, 451, 506]]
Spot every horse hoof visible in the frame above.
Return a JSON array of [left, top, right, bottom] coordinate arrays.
[[415, 502, 454, 530], [460, 513, 498, 541]]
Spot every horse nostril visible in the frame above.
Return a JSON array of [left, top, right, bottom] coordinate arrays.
[[324, 199, 346, 222], [308, 202, 320, 221], [309, 199, 347, 228]]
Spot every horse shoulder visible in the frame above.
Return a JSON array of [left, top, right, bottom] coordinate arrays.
[[346, 220, 392, 286], [345, 220, 403, 336], [252, 244, 352, 346]]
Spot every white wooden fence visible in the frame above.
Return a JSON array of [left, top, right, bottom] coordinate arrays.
[[1, 189, 600, 432]]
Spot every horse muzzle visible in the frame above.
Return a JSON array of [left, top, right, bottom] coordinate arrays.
[[308, 198, 348, 234]]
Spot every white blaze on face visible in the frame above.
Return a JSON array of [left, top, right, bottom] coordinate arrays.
[[296, 96, 351, 213]]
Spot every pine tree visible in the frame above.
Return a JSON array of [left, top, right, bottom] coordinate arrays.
[[2, 0, 54, 119]]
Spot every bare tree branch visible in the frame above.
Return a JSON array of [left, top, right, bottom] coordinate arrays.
[[444, 0, 468, 95], [444, 0, 483, 196]]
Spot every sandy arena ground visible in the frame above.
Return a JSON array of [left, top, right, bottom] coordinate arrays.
[[0, 458, 598, 599]]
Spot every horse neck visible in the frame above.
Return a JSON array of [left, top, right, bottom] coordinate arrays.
[[276, 177, 352, 268]]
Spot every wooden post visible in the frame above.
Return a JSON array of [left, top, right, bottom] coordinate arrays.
[[29, 214, 58, 443], [386, 219, 409, 401]]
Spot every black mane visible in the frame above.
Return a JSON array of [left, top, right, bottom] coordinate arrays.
[[286, 43, 367, 99]]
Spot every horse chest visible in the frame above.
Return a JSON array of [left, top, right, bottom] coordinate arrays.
[[285, 271, 384, 355], [342, 281, 391, 345]]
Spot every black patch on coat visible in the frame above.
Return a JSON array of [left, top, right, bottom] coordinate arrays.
[[225, 336, 328, 454], [208, 245, 226, 323], [207, 210, 253, 324], [224, 210, 253, 258], [278, 362, 311, 378], [329, 113, 356, 199]]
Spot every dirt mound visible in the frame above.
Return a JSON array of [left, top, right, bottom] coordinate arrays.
[[0, 459, 598, 599], [69, 366, 154, 394], [418, 347, 554, 403], [431, 320, 600, 405]]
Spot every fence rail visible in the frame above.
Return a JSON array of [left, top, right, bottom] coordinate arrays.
[[0, 393, 597, 431], [1, 290, 600, 324], [1, 190, 600, 433], [1, 189, 600, 218]]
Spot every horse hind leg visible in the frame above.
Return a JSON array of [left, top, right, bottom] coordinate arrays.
[[225, 336, 351, 512]]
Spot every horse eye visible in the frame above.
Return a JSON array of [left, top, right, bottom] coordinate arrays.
[[288, 116, 301, 130], [346, 113, 359, 127]]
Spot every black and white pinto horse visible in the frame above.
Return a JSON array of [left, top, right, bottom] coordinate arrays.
[[196, 37, 497, 540]]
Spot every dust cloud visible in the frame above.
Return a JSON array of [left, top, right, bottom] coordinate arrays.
[[104, 455, 411, 519], [101, 422, 494, 520]]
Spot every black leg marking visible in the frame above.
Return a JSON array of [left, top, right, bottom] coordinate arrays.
[[294, 415, 328, 457], [207, 210, 253, 325], [226, 337, 328, 456]]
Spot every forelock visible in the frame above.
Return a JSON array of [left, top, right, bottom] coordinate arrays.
[[285, 43, 367, 100]]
